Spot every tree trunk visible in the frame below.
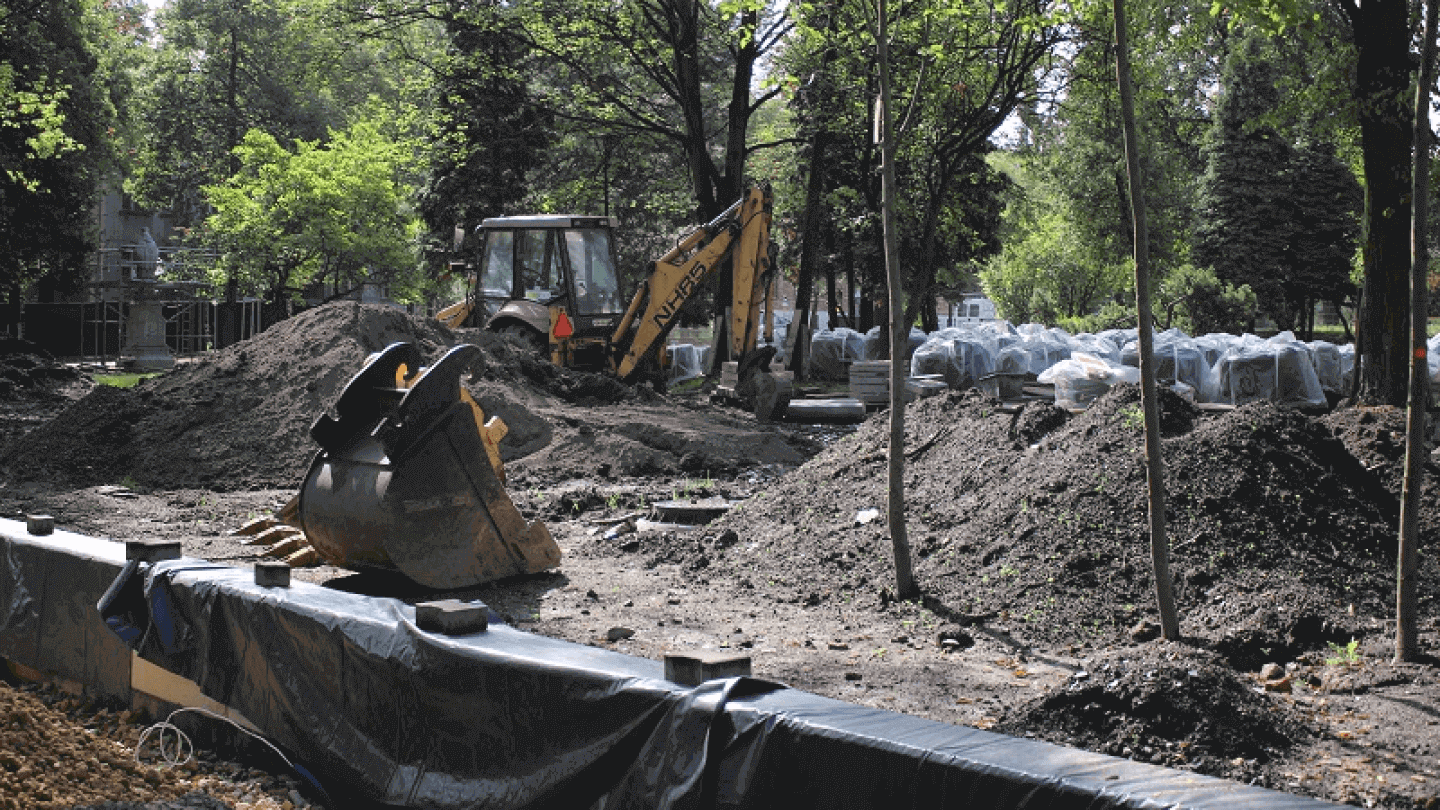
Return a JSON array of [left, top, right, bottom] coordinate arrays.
[[1396, 0, 1436, 664], [1352, 0, 1415, 407], [790, 128, 829, 377], [1113, 0, 1179, 641], [875, 0, 918, 602]]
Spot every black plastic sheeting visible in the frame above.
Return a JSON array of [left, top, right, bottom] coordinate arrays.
[[0, 523, 131, 701], [82, 551, 1340, 810]]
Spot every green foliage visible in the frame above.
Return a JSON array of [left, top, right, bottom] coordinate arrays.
[[1155, 264, 1258, 335], [201, 122, 424, 303], [128, 0, 433, 227], [981, 156, 1130, 326], [1, 0, 136, 305]]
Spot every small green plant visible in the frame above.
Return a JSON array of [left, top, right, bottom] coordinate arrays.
[[606, 492, 622, 510], [1120, 404, 1144, 430], [1325, 638, 1361, 667]]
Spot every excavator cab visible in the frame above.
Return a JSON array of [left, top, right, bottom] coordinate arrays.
[[471, 216, 626, 369]]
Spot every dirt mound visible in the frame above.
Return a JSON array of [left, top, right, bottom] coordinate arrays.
[[0, 338, 94, 458], [692, 385, 1432, 657], [994, 645, 1314, 779], [0, 338, 86, 398], [2, 302, 471, 491], [0, 301, 803, 493]]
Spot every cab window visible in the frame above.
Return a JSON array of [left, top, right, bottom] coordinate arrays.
[[564, 228, 622, 314], [517, 229, 561, 299], [479, 231, 514, 297]]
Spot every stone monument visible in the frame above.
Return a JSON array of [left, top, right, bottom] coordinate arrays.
[[123, 227, 176, 371]]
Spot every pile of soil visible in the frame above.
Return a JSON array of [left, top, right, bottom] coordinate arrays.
[[0, 303, 718, 492], [693, 387, 1431, 655], [0, 338, 92, 453], [992, 645, 1313, 781]]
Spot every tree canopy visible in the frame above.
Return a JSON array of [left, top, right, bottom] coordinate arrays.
[[201, 122, 423, 306], [0, 0, 1433, 413]]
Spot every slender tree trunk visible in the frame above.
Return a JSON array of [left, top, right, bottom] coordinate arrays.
[[1113, 0, 1179, 641], [875, 0, 917, 601], [1396, 0, 1436, 664]]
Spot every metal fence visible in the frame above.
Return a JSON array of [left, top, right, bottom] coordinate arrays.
[[22, 300, 263, 362]]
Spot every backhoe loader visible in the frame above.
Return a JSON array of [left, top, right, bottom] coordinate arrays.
[[438, 184, 790, 419]]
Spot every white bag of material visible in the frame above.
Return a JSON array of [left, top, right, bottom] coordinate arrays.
[[1121, 328, 1211, 393], [808, 330, 850, 380], [1097, 328, 1138, 353], [1068, 333, 1122, 365], [993, 345, 1031, 375], [1305, 340, 1344, 396], [863, 325, 928, 363], [1205, 335, 1327, 408], [833, 327, 866, 361], [1193, 333, 1239, 367], [910, 339, 952, 381], [1039, 352, 1140, 409], [1017, 329, 1072, 375], [910, 337, 987, 389], [667, 344, 703, 382]]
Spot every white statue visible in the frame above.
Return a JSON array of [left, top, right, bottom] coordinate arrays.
[[136, 227, 159, 279]]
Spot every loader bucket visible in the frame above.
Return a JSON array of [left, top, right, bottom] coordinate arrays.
[[298, 342, 560, 589]]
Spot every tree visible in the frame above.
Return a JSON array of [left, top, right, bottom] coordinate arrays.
[[1341, 0, 1413, 407], [1194, 34, 1360, 335], [1154, 264, 1257, 335], [982, 154, 1130, 328], [130, 0, 427, 227], [201, 124, 423, 308], [1396, 0, 1437, 665], [1286, 138, 1362, 338], [1193, 36, 1294, 325], [1113, 0, 1179, 642], [1, 0, 138, 328], [1014, 0, 1225, 288], [875, 0, 917, 602], [407, 2, 549, 269]]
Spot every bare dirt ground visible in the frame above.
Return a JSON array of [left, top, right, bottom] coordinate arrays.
[[2, 301, 1440, 809]]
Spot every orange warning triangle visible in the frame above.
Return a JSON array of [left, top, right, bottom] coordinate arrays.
[[553, 310, 575, 339]]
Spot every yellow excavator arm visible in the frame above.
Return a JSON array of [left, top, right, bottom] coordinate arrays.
[[610, 185, 773, 382]]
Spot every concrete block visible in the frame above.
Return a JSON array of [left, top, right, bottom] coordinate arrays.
[[254, 561, 291, 588], [664, 650, 752, 686], [416, 599, 489, 634], [125, 539, 181, 563], [26, 515, 54, 535], [905, 378, 948, 398]]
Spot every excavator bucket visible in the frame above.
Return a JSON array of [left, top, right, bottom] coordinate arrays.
[[297, 342, 560, 589]]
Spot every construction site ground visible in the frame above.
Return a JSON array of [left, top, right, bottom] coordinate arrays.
[[1, 301, 1439, 809]]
